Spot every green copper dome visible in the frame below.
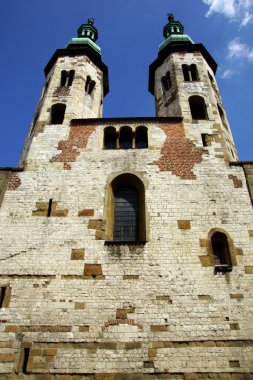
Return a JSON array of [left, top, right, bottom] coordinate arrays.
[[66, 18, 101, 55], [159, 14, 193, 52]]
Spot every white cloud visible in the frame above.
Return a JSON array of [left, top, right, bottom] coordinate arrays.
[[202, 0, 253, 26], [227, 38, 253, 61], [221, 68, 235, 79]]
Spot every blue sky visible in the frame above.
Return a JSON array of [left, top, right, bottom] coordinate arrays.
[[0, 0, 252, 166]]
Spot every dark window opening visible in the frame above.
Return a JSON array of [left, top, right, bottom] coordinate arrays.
[[182, 64, 199, 81], [85, 75, 96, 95], [47, 199, 53, 217], [161, 71, 172, 92], [22, 348, 30, 374], [136, 126, 148, 149], [104, 127, 117, 149], [119, 126, 133, 149], [0, 287, 6, 308], [61, 70, 75, 87], [189, 96, 208, 120], [51, 103, 66, 124], [201, 134, 209, 147], [114, 186, 139, 241], [211, 232, 232, 269], [208, 72, 214, 83], [190, 64, 198, 81], [182, 64, 190, 81], [68, 70, 75, 86]]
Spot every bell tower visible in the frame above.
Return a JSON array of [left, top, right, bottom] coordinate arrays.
[[149, 14, 238, 161], [20, 19, 109, 165]]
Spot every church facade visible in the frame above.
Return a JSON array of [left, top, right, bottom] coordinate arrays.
[[0, 15, 253, 379]]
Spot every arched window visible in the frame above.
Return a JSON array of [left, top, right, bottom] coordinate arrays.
[[119, 126, 133, 149], [106, 174, 146, 242], [182, 64, 199, 81], [85, 75, 96, 95], [189, 96, 208, 120], [50, 103, 66, 124], [136, 126, 148, 149], [161, 71, 172, 92], [104, 127, 117, 149], [211, 232, 232, 269]]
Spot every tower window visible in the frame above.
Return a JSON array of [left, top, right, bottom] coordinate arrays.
[[182, 64, 199, 81], [85, 75, 96, 95], [189, 96, 208, 120], [211, 232, 232, 270], [119, 126, 133, 149], [106, 173, 146, 243], [136, 126, 148, 149], [104, 127, 117, 149], [50, 103, 66, 124], [60, 70, 75, 87], [161, 71, 172, 92]]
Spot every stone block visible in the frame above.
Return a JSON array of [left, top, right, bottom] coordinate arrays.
[[199, 239, 207, 247], [230, 323, 240, 330], [229, 360, 240, 368], [71, 248, 85, 260], [150, 325, 169, 332], [177, 220, 191, 230], [198, 295, 211, 300], [43, 348, 57, 356], [88, 219, 102, 229], [79, 325, 89, 332], [230, 294, 244, 299], [75, 302, 86, 310], [116, 308, 128, 319], [84, 264, 103, 276], [245, 266, 253, 274], [125, 342, 142, 349], [78, 209, 94, 217], [199, 255, 212, 267]]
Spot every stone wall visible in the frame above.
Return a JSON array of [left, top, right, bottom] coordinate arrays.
[[0, 118, 253, 378]]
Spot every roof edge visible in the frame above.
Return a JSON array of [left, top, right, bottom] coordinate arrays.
[[70, 116, 183, 125]]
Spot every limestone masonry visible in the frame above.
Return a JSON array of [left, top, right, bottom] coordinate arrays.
[[0, 15, 253, 380]]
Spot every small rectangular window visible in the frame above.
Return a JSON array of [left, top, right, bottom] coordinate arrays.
[[47, 198, 53, 217]]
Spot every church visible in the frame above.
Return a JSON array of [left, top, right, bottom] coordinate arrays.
[[0, 14, 253, 379]]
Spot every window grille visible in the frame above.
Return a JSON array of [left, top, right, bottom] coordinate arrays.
[[114, 186, 138, 241]]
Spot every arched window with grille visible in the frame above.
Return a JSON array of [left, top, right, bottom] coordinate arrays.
[[104, 126, 117, 149], [50, 103, 66, 124], [189, 96, 208, 120], [119, 126, 133, 149], [114, 186, 138, 241], [105, 173, 146, 243], [136, 126, 148, 149]]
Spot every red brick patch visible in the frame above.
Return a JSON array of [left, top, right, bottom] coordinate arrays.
[[154, 124, 203, 179], [50, 125, 96, 169], [7, 172, 21, 191], [228, 174, 243, 188]]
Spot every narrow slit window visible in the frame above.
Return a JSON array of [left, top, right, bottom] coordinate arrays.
[[182, 64, 190, 81], [22, 348, 30, 374], [85, 75, 96, 95], [68, 70, 75, 86], [60, 70, 68, 86], [0, 287, 6, 308], [47, 198, 53, 217], [161, 71, 172, 92]]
